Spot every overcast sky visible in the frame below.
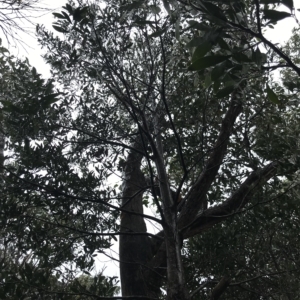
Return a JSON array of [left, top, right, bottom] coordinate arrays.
[[6, 1, 300, 78]]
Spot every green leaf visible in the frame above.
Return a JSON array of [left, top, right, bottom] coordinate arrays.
[[266, 85, 280, 104], [73, 6, 88, 22], [204, 0, 240, 2], [41, 93, 61, 108], [133, 20, 155, 27], [0, 100, 22, 113], [187, 21, 211, 31], [24, 263, 33, 278], [120, 1, 144, 11], [211, 63, 226, 81], [260, 0, 281, 3], [218, 38, 230, 50], [188, 55, 229, 71], [204, 74, 212, 87], [149, 28, 166, 38], [52, 25, 68, 33], [252, 48, 266, 66], [63, 4, 73, 14], [0, 46, 9, 54], [45, 81, 54, 94], [281, 0, 294, 11], [62, 11, 72, 23], [32, 66, 37, 76], [199, 2, 227, 21], [150, 5, 161, 14], [162, 0, 171, 14], [232, 52, 251, 63], [191, 42, 212, 62], [175, 19, 180, 41], [204, 29, 223, 44], [283, 80, 300, 91], [52, 13, 66, 19], [186, 37, 204, 48], [263, 10, 291, 23], [213, 80, 221, 92], [186, 29, 221, 48], [16, 286, 23, 298], [215, 85, 235, 98]]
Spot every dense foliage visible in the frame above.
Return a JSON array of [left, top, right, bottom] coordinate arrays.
[[1, 0, 300, 299]]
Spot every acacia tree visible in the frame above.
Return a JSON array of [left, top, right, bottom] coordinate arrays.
[[1, 0, 300, 299]]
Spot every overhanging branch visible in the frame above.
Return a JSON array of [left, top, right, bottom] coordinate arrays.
[[183, 161, 278, 238]]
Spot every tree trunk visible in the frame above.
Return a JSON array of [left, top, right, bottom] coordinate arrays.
[[164, 225, 190, 300], [119, 142, 154, 297], [0, 112, 4, 179]]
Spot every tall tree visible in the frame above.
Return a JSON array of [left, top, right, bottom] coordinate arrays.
[[1, 0, 300, 299], [0, 43, 119, 299]]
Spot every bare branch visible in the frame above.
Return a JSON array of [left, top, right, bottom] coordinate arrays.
[[4, 167, 162, 224], [0, 0, 54, 48]]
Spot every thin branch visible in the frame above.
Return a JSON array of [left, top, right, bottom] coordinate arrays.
[[180, 0, 300, 76], [26, 215, 163, 240], [159, 28, 187, 175], [57, 124, 147, 157], [231, 269, 298, 286], [4, 168, 162, 224], [190, 280, 210, 298], [254, 0, 262, 35], [224, 19, 300, 76]]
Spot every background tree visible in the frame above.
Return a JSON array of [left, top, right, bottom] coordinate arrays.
[[1, 0, 300, 299], [0, 43, 119, 299]]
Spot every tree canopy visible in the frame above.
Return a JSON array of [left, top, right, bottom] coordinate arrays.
[[1, 0, 300, 299]]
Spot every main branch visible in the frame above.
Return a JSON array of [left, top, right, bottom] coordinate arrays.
[[178, 95, 242, 229]]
